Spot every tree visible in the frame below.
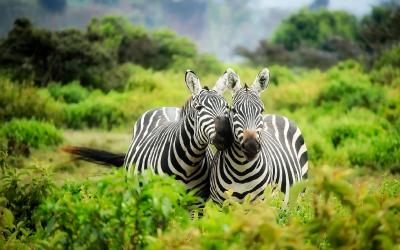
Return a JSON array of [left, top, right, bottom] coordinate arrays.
[[272, 9, 359, 51], [358, 4, 400, 56], [0, 18, 111, 87]]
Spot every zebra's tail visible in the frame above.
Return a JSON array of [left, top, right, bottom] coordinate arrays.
[[61, 146, 125, 167]]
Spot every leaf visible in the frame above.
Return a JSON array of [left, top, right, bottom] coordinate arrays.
[[1, 208, 14, 229]]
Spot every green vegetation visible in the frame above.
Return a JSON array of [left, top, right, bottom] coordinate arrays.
[[0, 16, 223, 90], [0, 4, 399, 249], [238, 4, 400, 69], [48, 81, 89, 104], [261, 61, 400, 172], [0, 119, 63, 156], [1, 165, 399, 249], [273, 9, 358, 51]]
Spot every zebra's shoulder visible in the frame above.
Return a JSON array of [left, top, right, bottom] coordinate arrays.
[[263, 114, 300, 132], [132, 107, 181, 140], [138, 107, 180, 120]]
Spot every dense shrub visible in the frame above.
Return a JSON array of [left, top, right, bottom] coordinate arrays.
[[48, 81, 89, 103], [0, 119, 63, 155], [0, 165, 54, 249], [0, 78, 63, 124], [371, 44, 400, 86], [34, 170, 200, 249], [124, 65, 158, 92], [149, 167, 400, 250], [268, 65, 296, 85], [169, 53, 225, 76], [63, 91, 131, 129], [317, 61, 385, 112], [1, 163, 399, 249], [260, 70, 323, 112]]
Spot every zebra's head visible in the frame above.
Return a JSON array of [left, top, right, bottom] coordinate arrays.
[[185, 70, 232, 150], [227, 68, 270, 160]]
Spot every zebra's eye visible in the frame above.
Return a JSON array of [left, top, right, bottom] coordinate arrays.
[[261, 107, 264, 113], [231, 107, 237, 114], [195, 105, 204, 111]]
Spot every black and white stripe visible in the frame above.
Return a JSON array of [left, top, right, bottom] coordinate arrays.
[[210, 68, 308, 204], [124, 70, 231, 198]]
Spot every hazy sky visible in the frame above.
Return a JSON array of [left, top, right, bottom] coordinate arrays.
[[253, 0, 379, 15]]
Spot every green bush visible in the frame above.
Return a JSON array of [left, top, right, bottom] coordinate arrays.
[[0, 119, 63, 155], [124, 65, 158, 92], [0, 165, 54, 249], [169, 53, 225, 76], [268, 65, 296, 85], [149, 167, 400, 250], [48, 81, 89, 103], [0, 78, 63, 124], [0, 163, 399, 249], [63, 91, 131, 129], [34, 170, 200, 249], [371, 44, 400, 86], [317, 61, 385, 111], [348, 132, 400, 172], [303, 108, 400, 171]]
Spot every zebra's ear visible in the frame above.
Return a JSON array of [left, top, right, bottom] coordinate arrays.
[[252, 68, 270, 94], [185, 70, 202, 96], [214, 68, 241, 95]]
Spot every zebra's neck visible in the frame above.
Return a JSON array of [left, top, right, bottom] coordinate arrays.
[[171, 110, 209, 174], [223, 142, 260, 170]]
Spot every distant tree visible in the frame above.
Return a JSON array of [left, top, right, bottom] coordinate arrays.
[[236, 41, 294, 66], [0, 18, 111, 87], [118, 32, 158, 68], [237, 9, 360, 68], [0, 17, 49, 81], [272, 9, 359, 51], [49, 29, 111, 87], [38, 0, 67, 13], [309, 0, 329, 10], [150, 29, 197, 69], [272, 9, 358, 50], [358, 4, 400, 56]]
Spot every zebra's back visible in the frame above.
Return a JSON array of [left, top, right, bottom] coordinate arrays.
[[263, 114, 308, 196], [131, 107, 181, 141]]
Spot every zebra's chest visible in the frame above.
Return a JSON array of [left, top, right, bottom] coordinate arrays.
[[211, 155, 271, 202]]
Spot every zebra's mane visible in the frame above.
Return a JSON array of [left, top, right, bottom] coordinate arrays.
[[180, 96, 193, 118]]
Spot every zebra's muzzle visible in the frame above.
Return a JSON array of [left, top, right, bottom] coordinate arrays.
[[241, 138, 261, 161], [213, 116, 233, 151]]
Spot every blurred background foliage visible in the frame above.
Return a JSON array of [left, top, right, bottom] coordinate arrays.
[[237, 2, 400, 69], [0, 0, 399, 249]]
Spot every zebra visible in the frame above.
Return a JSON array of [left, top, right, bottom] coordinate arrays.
[[210, 68, 309, 205], [63, 70, 234, 199]]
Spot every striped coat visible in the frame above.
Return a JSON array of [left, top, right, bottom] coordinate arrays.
[[210, 68, 308, 204]]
